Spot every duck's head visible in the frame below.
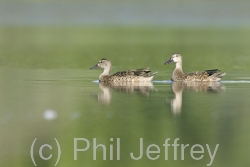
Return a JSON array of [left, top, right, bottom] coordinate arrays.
[[90, 58, 112, 70], [165, 53, 182, 64]]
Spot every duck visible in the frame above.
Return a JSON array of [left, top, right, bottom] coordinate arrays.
[[90, 58, 157, 82], [165, 53, 226, 82]]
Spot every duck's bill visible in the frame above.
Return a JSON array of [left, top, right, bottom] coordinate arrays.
[[165, 58, 173, 64], [90, 64, 99, 69]]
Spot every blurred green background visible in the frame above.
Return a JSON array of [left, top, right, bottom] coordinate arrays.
[[0, 0, 250, 76], [1, 1, 250, 167]]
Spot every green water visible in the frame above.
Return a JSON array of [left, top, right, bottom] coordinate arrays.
[[1, 27, 250, 167]]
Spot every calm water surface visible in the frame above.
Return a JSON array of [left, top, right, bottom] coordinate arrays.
[[1, 68, 250, 167], [1, 1, 250, 166]]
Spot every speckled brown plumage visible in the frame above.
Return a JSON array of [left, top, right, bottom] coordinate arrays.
[[165, 54, 226, 82], [90, 58, 157, 82]]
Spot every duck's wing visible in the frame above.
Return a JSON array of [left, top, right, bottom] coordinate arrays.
[[186, 69, 224, 76], [204, 69, 226, 78], [111, 67, 157, 77], [133, 67, 157, 77], [185, 69, 226, 81], [204, 69, 220, 76]]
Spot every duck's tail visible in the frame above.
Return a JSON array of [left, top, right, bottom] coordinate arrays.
[[149, 71, 158, 77], [206, 69, 226, 78], [216, 72, 227, 78]]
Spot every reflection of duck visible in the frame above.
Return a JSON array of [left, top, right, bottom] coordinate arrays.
[[180, 82, 225, 93], [97, 83, 112, 105], [169, 82, 225, 115], [165, 54, 226, 82], [170, 82, 183, 115], [90, 58, 157, 82], [95, 82, 156, 105]]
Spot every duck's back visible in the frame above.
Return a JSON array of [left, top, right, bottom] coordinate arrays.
[[184, 69, 226, 82], [101, 68, 157, 82]]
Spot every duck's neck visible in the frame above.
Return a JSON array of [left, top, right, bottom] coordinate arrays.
[[172, 62, 184, 81], [175, 62, 183, 73], [99, 67, 111, 80]]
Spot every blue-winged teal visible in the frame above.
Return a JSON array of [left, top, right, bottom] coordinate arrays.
[[90, 58, 157, 82], [165, 54, 226, 82]]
